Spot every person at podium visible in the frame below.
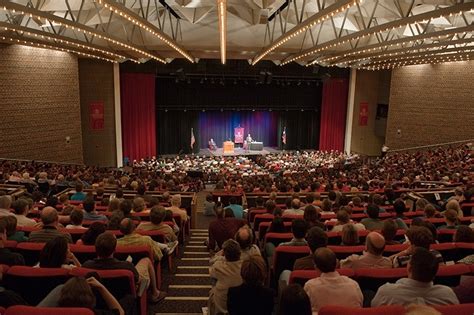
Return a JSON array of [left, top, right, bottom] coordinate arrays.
[[246, 134, 253, 143], [209, 138, 217, 151]]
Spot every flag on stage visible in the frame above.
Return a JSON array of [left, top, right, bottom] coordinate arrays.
[[282, 127, 287, 145], [190, 128, 195, 149]]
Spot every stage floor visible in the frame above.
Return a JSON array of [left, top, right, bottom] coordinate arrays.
[[198, 146, 281, 157]]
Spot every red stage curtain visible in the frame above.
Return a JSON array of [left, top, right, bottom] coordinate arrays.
[[319, 78, 349, 151], [121, 73, 156, 161]]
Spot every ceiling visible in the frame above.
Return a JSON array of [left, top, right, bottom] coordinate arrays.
[[0, 0, 473, 69]]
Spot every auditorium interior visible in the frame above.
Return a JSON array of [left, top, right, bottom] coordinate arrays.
[[0, 0, 473, 314]]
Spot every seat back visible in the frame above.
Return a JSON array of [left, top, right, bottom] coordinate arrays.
[[5, 306, 94, 315], [289, 269, 355, 287], [253, 214, 273, 230], [437, 229, 456, 243], [273, 246, 310, 280], [328, 245, 365, 260], [136, 230, 166, 243], [434, 264, 471, 287], [4, 266, 70, 305], [434, 303, 474, 315], [14, 242, 45, 266], [319, 305, 405, 315], [264, 233, 293, 247], [355, 268, 407, 292], [69, 244, 97, 264]]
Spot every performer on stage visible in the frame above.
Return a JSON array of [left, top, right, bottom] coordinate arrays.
[[246, 134, 253, 143], [208, 138, 217, 151]]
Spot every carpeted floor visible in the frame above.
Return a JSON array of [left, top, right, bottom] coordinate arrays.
[[150, 191, 214, 315]]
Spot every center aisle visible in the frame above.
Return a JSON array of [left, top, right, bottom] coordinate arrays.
[[154, 229, 211, 314], [152, 191, 214, 315]]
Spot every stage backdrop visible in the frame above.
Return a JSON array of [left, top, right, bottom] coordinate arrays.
[[154, 77, 325, 155]]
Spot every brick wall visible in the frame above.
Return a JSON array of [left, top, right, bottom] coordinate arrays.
[[386, 61, 474, 150], [78, 59, 117, 167], [0, 44, 83, 164]]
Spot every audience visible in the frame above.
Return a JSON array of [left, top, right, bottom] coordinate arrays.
[[209, 239, 243, 315], [279, 284, 312, 315], [137, 205, 178, 242], [304, 247, 363, 312], [82, 197, 107, 222], [79, 222, 107, 245], [4, 216, 27, 242], [361, 204, 384, 231], [372, 248, 459, 306], [28, 207, 73, 243], [227, 256, 273, 315], [38, 236, 80, 269], [437, 209, 459, 230], [0, 196, 14, 217], [208, 202, 245, 252], [11, 198, 36, 227], [0, 219, 25, 265], [166, 195, 188, 222], [82, 232, 166, 303], [65, 208, 85, 229], [227, 197, 244, 219], [203, 194, 216, 216], [341, 232, 392, 269], [381, 219, 400, 245], [341, 223, 360, 246]]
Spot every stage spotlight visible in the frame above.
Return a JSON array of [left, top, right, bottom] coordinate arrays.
[[301, 109, 304, 112], [184, 109, 187, 112], [220, 108, 224, 112], [164, 109, 168, 113], [258, 71, 266, 84], [202, 109, 205, 112]]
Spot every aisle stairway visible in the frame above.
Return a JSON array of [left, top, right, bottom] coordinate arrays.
[[154, 228, 211, 315], [152, 191, 213, 315]]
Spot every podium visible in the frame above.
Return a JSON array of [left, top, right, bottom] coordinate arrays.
[[223, 141, 234, 153]]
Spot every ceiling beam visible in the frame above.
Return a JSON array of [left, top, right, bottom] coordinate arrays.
[[252, 0, 358, 65], [0, 0, 167, 63], [97, 0, 194, 62], [282, 1, 474, 65]]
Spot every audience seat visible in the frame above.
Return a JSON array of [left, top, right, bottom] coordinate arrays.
[[437, 229, 456, 243], [253, 214, 274, 230], [355, 268, 408, 292], [14, 242, 45, 266], [328, 245, 365, 259], [434, 304, 474, 315], [456, 243, 474, 262], [70, 267, 144, 315], [248, 209, 267, 223], [69, 244, 98, 263], [60, 228, 87, 243], [5, 306, 94, 315], [4, 266, 70, 305], [264, 233, 293, 247], [115, 245, 162, 289], [434, 264, 471, 287], [289, 269, 355, 287], [258, 221, 292, 240], [136, 230, 176, 270], [383, 244, 409, 256], [281, 214, 304, 222], [272, 246, 310, 282], [319, 305, 405, 315]]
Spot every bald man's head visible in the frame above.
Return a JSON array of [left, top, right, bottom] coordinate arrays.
[[313, 247, 337, 273], [235, 226, 253, 250], [41, 207, 58, 226], [119, 218, 135, 235], [366, 232, 386, 256]]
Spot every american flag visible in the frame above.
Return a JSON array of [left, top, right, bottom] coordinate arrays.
[[190, 128, 195, 149], [282, 127, 287, 145]]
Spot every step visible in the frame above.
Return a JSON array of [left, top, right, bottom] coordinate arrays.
[[177, 266, 209, 270], [175, 273, 210, 277], [168, 284, 212, 289], [183, 252, 209, 255]]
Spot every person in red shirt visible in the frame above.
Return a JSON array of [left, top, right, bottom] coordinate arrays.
[[208, 202, 245, 253]]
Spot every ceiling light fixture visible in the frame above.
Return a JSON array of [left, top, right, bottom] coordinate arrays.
[[252, 0, 359, 65], [217, 0, 227, 65], [97, 0, 194, 63]]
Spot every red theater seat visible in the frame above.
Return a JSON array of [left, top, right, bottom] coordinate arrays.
[[248, 209, 267, 223], [253, 214, 274, 230], [258, 221, 292, 240], [289, 269, 355, 287], [328, 245, 365, 259], [272, 246, 310, 281], [319, 305, 405, 315], [264, 232, 293, 247], [434, 304, 474, 315], [4, 266, 70, 305], [434, 264, 471, 287], [136, 230, 175, 270], [115, 245, 162, 289], [5, 306, 94, 315], [355, 268, 407, 292], [69, 244, 97, 263], [14, 242, 45, 266]]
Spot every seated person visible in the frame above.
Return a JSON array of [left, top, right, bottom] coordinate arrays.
[[340, 232, 392, 269], [209, 239, 243, 315], [372, 247, 459, 306], [208, 138, 217, 151], [227, 197, 244, 219], [29, 207, 73, 243], [391, 226, 443, 268], [166, 194, 188, 222], [381, 219, 400, 245], [137, 206, 177, 242], [38, 236, 81, 269], [437, 209, 459, 230], [304, 248, 363, 312], [341, 223, 360, 246], [82, 197, 107, 222], [78, 222, 107, 245], [208, 203, 245, 252], [227, 256, 273, 315], [65, 208, 86, 229], [82, 232, 166, 303], [0, 219, 25, 266], [12, 198, 36, 227], [279, 284, 312, 315], [265, 219, 308, 265], [4, 216, 28, 242], [361, 204, 384, 231]]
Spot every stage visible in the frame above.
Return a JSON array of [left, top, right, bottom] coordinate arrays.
[[198, 146, 281, 157]]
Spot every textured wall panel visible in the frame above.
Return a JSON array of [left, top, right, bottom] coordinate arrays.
[[78, 59, 117, 167], [386, 61, 474, 150], [0, 45, 83, 164]]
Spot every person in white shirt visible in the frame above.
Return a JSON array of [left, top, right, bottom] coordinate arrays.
[[372, 247, 459, 307], [304, 247, 363, 313], [12, 198, 36, 227], [0, 195, 14, 217]]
